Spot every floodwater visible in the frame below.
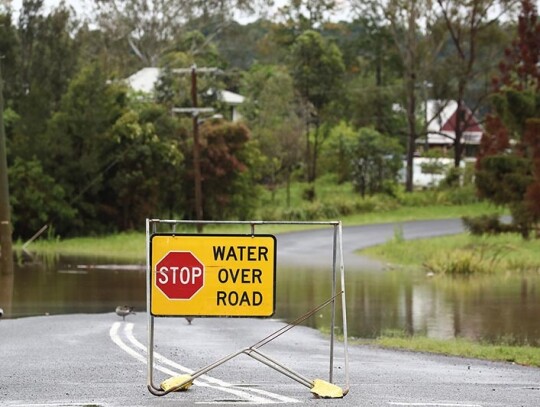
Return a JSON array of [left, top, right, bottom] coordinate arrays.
[[1, 251, 539, 346]]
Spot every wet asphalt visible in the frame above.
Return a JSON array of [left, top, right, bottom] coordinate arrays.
[[1, 219, 539, 406]]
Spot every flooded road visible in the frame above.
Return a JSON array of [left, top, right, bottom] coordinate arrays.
[[2, 247, 539, 345]]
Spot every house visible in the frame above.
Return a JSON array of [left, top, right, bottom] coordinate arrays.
[[124, 67, 245, 122], [421, 100, 483, 158]]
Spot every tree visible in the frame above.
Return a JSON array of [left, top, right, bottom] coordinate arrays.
[[185, 118, 261, 220], [290, 30, 344, 193], [350, 127, 403, 197], [332, 17, 403, 135], [353, 0, 442, 192], [93, 0, 268, 67], [106, 105, 185, 230], [0, 11, 20, 103], [476, 0, 540, 238], [9, 1, 79, 163], [320, 121, 358, 183], [273, 0, 338, 46], [9, 158, 76, 239], [45, 63, 127, 235], [434, 0, 515, 167], [240, 64, 304, 206]]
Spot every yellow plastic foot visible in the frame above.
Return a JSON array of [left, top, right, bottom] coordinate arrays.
[[310, 379, 344, 398], [160, 374, 194, 392]]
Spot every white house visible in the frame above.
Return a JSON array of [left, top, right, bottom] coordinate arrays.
[[124, 68, 245, 122]]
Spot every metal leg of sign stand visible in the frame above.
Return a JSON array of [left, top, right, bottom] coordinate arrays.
[[147, 292, 348, 397], [145, 219, 350, 398]]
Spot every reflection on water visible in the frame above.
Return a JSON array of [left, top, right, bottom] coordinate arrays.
[[2, 252, 146, 317], [1, 252, 539, 345]]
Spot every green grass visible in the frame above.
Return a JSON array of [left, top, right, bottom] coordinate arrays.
[[341, 202, 495, 225], [363, 233, 540, 275], [21, 201, 496, 260], [363, 335, 540, 367]]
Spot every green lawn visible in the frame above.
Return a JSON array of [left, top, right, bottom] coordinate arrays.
[[363, 335, 540, 367], [21, 201, 497, 261], [363, 231, 540, 275]]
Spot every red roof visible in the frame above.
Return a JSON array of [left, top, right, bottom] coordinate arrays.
[[440, 107, 483, 133]]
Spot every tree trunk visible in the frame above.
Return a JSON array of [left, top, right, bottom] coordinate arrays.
[[453, 98, 464, 168], [0, 63, 14, 275]]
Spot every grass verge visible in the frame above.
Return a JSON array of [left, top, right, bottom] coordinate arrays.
[[363, 232, 540, 275], [360, 335, 540, 367], [21, 202, 496, 260]]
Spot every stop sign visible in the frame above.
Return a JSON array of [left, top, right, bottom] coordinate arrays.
[[155, 251, 205, 299]]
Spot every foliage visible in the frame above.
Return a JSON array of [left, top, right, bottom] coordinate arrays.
[[189, 118, 262, 220], [8, 2, 80, 163], [44, 64, 128, 235], [462, 214, 513, 235], [0, 0, 524, 239], [290, 30, 344, 112], [290, 30, 345, 185], [475, 0, 540, 238], [240, 64, 304, 203], [9, 157, 76, 238], [107, 106, 185, 229], [320, 121, 358, 183], [348, 127, 403, 197], [93, 0, 247, 67], [430, 0, 512, 168]]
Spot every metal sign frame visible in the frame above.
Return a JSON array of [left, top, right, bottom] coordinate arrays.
[[146, 219, 350, 397]]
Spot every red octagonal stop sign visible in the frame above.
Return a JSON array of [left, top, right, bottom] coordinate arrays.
[[155, 251, 205, 299]]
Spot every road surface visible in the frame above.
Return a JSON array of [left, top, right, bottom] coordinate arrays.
[[1, 219, 539, 406]]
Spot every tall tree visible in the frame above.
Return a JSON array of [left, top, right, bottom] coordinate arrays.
[[290, 30, 344, 192], [476, 0, 540, 237], [45, 64, 126, 235], [349, 127, 404, 197], [434, 0, 515, 167], [10, 1, 79, 162], [241, 64, 304, 206], [353, 0, 442, 192], [187, 118, 261, 220], [93, 0, 269, 67]]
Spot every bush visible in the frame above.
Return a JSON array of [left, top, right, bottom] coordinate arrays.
[[462, 214, 514, 235]]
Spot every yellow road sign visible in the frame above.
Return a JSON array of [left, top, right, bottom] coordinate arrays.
[[150, 234, 276, 317]]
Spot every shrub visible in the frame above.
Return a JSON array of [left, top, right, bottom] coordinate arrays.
[[462, 214, 514, 235]]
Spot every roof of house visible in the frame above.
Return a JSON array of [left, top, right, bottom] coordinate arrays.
[[426, 100, 483, 145], [125, 67, 161, 94], [124, 68, 245, 105]]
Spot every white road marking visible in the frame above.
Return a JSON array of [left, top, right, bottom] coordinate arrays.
[[388, 403, 483, 407], [123, 323, 299, 404], [4, 404, 100, 407], [109, 322, 300, 404]]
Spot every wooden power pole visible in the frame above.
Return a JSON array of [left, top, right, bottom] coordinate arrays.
[[0, 61, 14, 275], [172, 65, 218, 233]]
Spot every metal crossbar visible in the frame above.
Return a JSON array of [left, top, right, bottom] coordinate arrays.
[[146, 219, 350, 398]]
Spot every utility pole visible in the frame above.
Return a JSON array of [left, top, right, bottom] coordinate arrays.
[[172, 65, 218, 233], [0, 60, 14, 275]]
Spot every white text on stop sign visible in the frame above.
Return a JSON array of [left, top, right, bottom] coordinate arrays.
[[158, 266, 203, 285]]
